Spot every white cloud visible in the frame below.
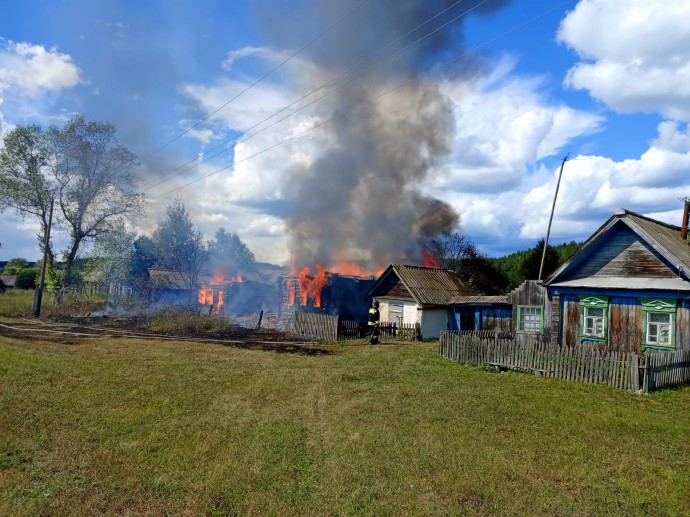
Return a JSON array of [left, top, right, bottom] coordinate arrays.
[[558, 0, 690, 120], [222, 46, 271, 70], [0, 39, 81, 95]]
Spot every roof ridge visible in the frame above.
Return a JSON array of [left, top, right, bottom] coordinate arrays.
[[621, 208, 682, 232]]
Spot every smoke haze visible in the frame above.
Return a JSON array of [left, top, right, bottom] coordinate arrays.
[[254, 0, 509, 268]]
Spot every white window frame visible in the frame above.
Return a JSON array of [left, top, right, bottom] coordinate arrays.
[[517, 305, 543, 334]]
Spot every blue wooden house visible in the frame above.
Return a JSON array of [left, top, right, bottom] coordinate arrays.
[[541, 208, 690, 353]]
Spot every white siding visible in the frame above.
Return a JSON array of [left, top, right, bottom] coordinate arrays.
[[420, 308, 450, 339], [378, 300, 419, 325]]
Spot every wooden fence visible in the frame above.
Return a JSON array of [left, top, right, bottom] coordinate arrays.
[[289, 312, 338, 341], [441, 331, 690, 393], [643, 350, 690, 392], [289, 314, 420, 342], [338, 320, 420, 341]]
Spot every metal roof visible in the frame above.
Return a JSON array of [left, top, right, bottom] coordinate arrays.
[[544, 208, 690, 288], [148, 268, 212, 290], [0, 275, 16, 287], [369, 264, 474, 306], [449, 295, 509, 305]]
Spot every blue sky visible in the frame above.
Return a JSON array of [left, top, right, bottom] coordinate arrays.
[[1, 0, 689, 268]]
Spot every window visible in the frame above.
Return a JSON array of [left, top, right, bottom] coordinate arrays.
[[641, 298, 676, 350], [389, 303, 403, 324], [517, 306, 543, 334], [579, 295, 609, 344]]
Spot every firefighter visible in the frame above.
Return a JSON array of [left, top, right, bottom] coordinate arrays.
[[368, 299, 380, 344]]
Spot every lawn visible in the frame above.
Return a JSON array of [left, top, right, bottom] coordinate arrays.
[[1, 330, 690, 515]]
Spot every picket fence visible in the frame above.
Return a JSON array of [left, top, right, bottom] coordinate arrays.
[[439, 331, 690, 393]]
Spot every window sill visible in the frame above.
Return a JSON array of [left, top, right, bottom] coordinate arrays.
[[642, 344, 675, 351]]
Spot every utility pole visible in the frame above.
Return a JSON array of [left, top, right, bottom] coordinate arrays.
[[33, 198, 54, 317], [538, 154, 569, 281]]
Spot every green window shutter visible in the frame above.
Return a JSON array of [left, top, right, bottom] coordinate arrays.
[[641, 298, 677, 350], [578, 295, 609, 344]]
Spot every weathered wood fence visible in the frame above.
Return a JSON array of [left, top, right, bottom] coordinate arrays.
[[439, 331, 690, 393], [290, 313, 420, 342], [289, 312, 338, 341]]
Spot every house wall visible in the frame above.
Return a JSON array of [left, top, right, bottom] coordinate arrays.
[[378, 299, 418, 326], [420, 307, 449, 339], [557, 290, 690, 353], [451, 306, 512, 331], [509, 280, 551, 344]]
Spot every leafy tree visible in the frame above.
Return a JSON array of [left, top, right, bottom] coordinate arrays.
[[15, 268, 39, 289], [153, 198, 208, 301], [430, 233, 509, 295], [88, 220, 136, 301], [46, 116, 144, 300], [2, 257, 29, 275], [0, 125, 55, 267], [129, 235, 158, 289], [519, 239, 561, 282], [208, 228, 256, 275]]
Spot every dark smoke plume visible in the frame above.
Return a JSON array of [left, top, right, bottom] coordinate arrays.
[[258, 0, 509, 268]]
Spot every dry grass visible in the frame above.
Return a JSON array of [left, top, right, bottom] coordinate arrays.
[[1, 332, 689, 515], [145, 306, 235, 335]]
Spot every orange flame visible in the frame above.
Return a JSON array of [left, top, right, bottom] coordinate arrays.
[[211, 271, 243, 284], [422, 245, 440, 269], [328, 260, 385, 277], [298, 267, 310, 305], [287, 280, 296, 305], [307, 264, 328, 307], [198, 287, 214, 305]]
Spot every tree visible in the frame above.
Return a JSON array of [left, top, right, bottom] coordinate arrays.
[[129, 235, 158, 290], [46, 116, 144, 299], [153, 198, 208, 301], [15, 268, 39, 290], [2, 257, 29, 275], [88, 219, 136, 302], [519, 239, 560, 281], [208, 228, 256, 275], [0, 125, 55, 267], [430, 233, 509, 295]]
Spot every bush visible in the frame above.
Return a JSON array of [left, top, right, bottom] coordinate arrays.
[[14, 268, 39, 290]]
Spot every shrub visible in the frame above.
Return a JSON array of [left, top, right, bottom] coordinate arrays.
[[480, 363, 499, 374], [14, 268, 39, 290]]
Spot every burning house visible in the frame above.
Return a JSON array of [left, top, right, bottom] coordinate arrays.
[[279, 266, 376, 321]]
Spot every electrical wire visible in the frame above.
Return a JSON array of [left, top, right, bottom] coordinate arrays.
[[140, 0, 483, 191], [140, 0, 373, 161], [152, 0, 577, 199]]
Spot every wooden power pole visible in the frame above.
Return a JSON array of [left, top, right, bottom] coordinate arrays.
[[538, 154, 569, 281]]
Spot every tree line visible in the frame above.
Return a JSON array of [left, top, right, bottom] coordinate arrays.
[[0, 117, 255, 302], [430, 233, 581, 295]]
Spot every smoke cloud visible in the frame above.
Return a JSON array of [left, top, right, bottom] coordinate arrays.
[[259, 0, 509, 268]]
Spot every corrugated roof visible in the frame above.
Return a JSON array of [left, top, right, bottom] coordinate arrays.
[[148, 268, 212, 290], [370, 264, 473, 306], [544, 208, 690, 287], [449, 295, 509, 305], [624, 210, 690, 272]]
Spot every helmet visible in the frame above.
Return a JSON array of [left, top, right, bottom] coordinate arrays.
[[373, 300, 380, 308]]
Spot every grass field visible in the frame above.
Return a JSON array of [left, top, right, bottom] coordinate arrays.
[[1, 329, 690, 515]]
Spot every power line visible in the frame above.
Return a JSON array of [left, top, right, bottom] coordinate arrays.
[[151, 0, 577, 200], [140, 0, 485, 192], [140, 0, 373, 161]]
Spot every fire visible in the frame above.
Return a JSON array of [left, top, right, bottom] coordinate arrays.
[[307, 264, 328, 307], [422, 245, 440, 269], [328, 260, 384, 277], [212, 271, 243, 284], [287, 280, 296, 305], [198, 287, 214, 305], [298, 267, 310, 305]]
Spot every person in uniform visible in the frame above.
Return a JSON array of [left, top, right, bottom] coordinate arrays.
[[368, 300, 380, 344]]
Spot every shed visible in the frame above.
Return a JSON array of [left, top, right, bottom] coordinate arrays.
[[0, 275, 17, 288], [366, 265, 474, 339], [543, 208, 690, 353], [449, 295, 512, 332]]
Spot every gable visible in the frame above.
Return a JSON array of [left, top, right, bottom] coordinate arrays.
[[374, 272, 415, 301], [552, 223, 689, 289]]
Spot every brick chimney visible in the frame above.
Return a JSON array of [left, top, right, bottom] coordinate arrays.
[[682, 201, 690, 241]]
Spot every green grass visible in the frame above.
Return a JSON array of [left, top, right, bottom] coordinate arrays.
[[1, 332, 690, 515]]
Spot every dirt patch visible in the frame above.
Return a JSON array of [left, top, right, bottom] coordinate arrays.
[[0, 318, 332, 356]]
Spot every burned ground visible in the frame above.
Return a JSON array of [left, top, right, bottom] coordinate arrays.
[[0, 317, 332, 356]]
